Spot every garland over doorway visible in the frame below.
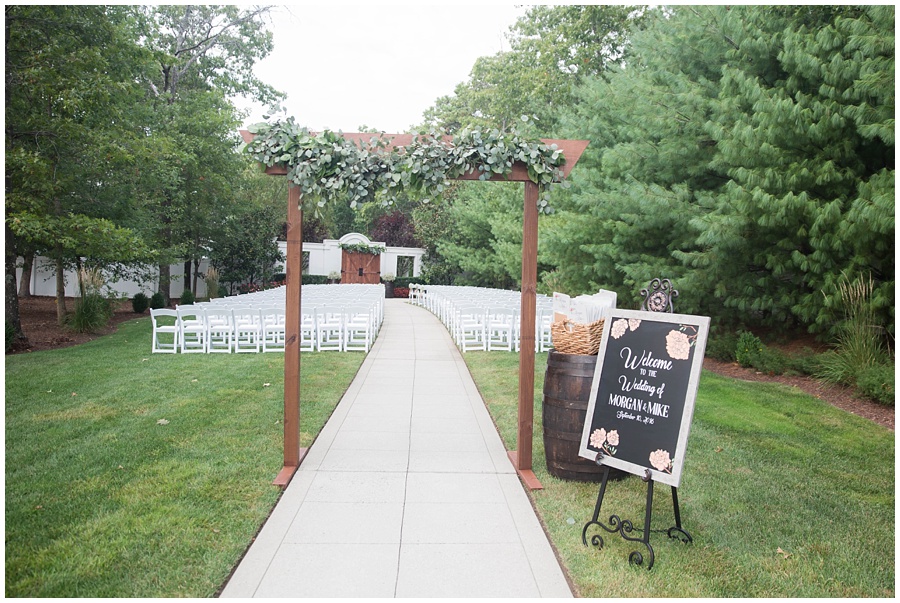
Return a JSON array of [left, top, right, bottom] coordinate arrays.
[[240, 119, 588, 490]]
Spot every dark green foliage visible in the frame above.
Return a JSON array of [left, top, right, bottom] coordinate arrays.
[[149, 292, 166, 309], [856, 364, 895, 405], [179, 290, 195, 306], [301, 275, 328, 285], [273, 273, 286, 283], [131, 292, 149, 313], [542, 5, 894, 340], [735, 331, 764, 368], [67, 294, 112, 333], [705, 330, 739, 362]]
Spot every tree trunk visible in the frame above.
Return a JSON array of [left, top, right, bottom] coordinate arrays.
[[192, 258, 200, 297], [5, 222, 27, 346], [183, 259, 191, 298], [54, 246, 67, 325], [18, 251, 33, 298], [158, 262, 171, 306]]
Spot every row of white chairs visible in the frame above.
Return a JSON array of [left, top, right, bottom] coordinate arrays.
[[408, 284, 554, 353], [150, 284, 385, 354]]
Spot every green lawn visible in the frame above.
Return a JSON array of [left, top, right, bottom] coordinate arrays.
[[6, 319, 894, 597], [463, 351, 895, 598], [5, 317, 364, 597]]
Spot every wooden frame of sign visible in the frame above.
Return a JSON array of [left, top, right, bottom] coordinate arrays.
[[578, 309, 710, 488]]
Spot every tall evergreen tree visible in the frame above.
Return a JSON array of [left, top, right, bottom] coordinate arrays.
[[544, 5, 894, 335]]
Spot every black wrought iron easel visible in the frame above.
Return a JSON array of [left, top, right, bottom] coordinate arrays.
[[581, 278, 692, 570]]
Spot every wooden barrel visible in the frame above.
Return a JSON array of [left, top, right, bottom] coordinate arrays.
[[542, 351, 625, 481]]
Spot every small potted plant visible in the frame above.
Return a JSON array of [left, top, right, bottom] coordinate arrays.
[[382, 272, 395, 298], [327, 270, 340, 285]]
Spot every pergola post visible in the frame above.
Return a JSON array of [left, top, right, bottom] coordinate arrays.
[[273, 184, 304, 486], [507, 180, 542, 489]]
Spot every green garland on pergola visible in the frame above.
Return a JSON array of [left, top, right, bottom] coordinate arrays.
[[243, 116, 570, 212]]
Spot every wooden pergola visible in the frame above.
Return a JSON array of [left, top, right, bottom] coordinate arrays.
[[240, 130, 587, 490]]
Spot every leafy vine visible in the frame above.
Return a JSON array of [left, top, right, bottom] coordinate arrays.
[[338, 242, 384, 255], [243, 116, 568, 213]]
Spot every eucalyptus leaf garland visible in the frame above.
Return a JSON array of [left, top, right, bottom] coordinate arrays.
[[337, 242, 384, 255], [244, 116, 568, 213]]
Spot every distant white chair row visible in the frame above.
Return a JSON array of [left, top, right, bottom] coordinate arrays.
[[408, 284, 554, 353], [150, 284, 384, 354]]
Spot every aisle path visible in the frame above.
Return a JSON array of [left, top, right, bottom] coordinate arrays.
[[221, 299, 571, 598]]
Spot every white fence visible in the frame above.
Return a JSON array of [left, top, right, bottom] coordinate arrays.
[[17, 256, 210, 299]]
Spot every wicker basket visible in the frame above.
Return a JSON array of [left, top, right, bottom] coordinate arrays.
[[551, 318, 606, 355]]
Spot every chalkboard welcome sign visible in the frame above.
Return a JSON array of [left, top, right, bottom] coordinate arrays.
[[578, 309, 709, 488]]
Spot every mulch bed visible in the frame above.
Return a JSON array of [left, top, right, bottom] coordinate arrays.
[[8, 296, 893, 431], [9, 296, 152, 354]]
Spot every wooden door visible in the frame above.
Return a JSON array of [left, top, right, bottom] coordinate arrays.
[[340, 251, 381, 284]]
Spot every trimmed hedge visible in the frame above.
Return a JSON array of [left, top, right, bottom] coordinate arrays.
[[302, 274, 329, 285]]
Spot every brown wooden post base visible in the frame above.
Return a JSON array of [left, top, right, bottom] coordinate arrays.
[[272, 448, 309, 487], [508, 451, 543, 490]]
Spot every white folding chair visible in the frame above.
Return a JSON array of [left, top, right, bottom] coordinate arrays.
[[343, 304, 373, 353], [300, 307, 316, 352], [486, 305, 516, 351], [232, 306, 260, 353], [260, 306, 286, 352], [177, 305, 206, 353], [150, 308, 179, 353], [315, 306, 343, 352], [457, 305, 487, 352], [205, 307, 233, 353]]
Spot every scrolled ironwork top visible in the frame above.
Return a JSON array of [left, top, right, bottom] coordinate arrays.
[[640, 278, 678, 313]]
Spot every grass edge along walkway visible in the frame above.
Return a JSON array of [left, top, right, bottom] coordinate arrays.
[[5, 317, 364, 598], [462, 350, 894, 598]]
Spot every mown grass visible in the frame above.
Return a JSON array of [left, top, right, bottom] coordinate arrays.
[[5, 317, 364, 597], [463, 351, 895, 598]]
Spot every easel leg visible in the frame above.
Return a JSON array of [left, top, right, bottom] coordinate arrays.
[[668, 485, 693, 543], [581, 465, 611, 549]]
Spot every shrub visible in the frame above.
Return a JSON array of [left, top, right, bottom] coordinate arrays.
[[856, 363, 895, 406], [217, 285, 229, 298], [273, 272, 286, 283], [705, 330, 739, 362], [132, 293, 149, 314], [68, 294, 113, 333], [817, 273, 887, 386], [302, 275, 328, 285], [394, 287, 410, 299], [179, 290, 195, 305], [735, 331, 763, 368], [149, 292, 166, 309], [783, 349, 822, 376]]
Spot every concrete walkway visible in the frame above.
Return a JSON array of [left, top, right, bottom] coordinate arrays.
[[221, 300, 572, 598]]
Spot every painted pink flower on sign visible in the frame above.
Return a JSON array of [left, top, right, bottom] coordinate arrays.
[[628, 318, 641, 331], [665, 329, 691, 360], [589, 428, 619, 456], [606, 430, 619, 447], [649, 449, 673, 473], [611, 318, 628, 339]]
